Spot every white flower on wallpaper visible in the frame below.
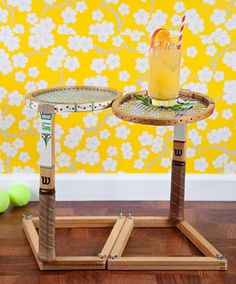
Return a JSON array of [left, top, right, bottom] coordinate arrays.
[[29, 18, 55, 50], [212, 28, 230, 46], [115, 125, 130, 140], [19, 152, 30, 163], [103, 157, 117, 171], [213, 71, 224, 81], [58, 24, 75, 35], [107, 146, 117, 156], [151, 136, 164, 153], [174, 1, 185, 13], [118, 4, 129, 15], [223, 80, 236, 104], [210, 9, 226, 25], [84, 75, 108, 87], [213, 154, 229, 169], [134, 159, 144, 169], [100, 129, 110, 140], [0, 7, 8, 22], [138, 132, 153, 146], [68, 35, 93, 53], [134, 9, 150, 25], [7, 0, 32, 12], [206, 45, 217, 56], [187, 148, 196, 158], [44, 0, 57, 4], [197, 67, 213, 83], [0, 113, 15, 130], [161, 158, 171, 168], [185, 9, 204, 34], [76, 1, 87, 13], [146, 10, 167, 33], [64, 126, 84, 149], [225, 15, 236, 30], [61, 7, 77, 23], [86, 136, 100, 151], [106, 54, 120, 70], [119, 71, 130, 81], [8, 91, 23, 106], [188, 129, 202, 145], [91, 58, 106, 74], [121, 143, 133, 160], [0, 27, 19, 51], [194, 157, 208, 172], [139, 149, 149, 159], [57, 153, 71, 167], [112, 35, 123, 46], [207, 127, 232, 144], [222, 109, 232, 120], [186, 47, 198, 58], [89, 21, 114, 42], [223, 52, 236, 71], [83, 113, 98, 128]]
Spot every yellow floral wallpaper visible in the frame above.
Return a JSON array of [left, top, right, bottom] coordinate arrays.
[[0, 0, 235, 174]]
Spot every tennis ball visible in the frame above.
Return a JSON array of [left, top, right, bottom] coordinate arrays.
[[0, 190, 10, 213], [9, 184, 31, 207]]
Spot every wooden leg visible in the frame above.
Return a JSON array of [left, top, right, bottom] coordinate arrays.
[[169, 125, 186, 221], [38, 104, 56, 262]]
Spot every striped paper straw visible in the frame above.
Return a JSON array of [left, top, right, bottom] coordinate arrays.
[[177, 14, 186, 50]]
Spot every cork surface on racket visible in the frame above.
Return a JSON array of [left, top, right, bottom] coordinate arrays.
[[112, 89, 215, 126], [25, 86, 121, 113]]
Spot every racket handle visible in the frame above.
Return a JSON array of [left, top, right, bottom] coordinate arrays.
[[38, 104, 56, 262], [169, 125, 186, 221], [170, 161, 186, 221], [38, 192, 55, 262]]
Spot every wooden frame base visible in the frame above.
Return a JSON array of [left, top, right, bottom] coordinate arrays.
[[23, 215, 227, 271], [107, 216, 227, 271], [22, 215, 126, 270]]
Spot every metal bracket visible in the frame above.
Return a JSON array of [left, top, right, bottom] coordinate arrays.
[[119, 212, 124, 218], [22, 214, 32, 220], [128, 213, 133, 219], [98, 253, 107, 259], [109, 255, 117, 260], [216, 254, 226, 260]]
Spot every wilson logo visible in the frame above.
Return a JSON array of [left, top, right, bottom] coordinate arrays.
[[174, 149, 182, 156], [42, 176, 51, 185]]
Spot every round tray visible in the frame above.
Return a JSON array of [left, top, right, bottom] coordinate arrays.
[[25, 86, 121, 113], [112, 89, 215, 126]]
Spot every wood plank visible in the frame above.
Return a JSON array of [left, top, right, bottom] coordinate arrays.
[[99, 216, 126, 258], [22, 218, 43, 270], [32, 216, 118, 228], [134, 216, 176, 227], [42, 256, 106, 270], [108, 256, 226, 271], [110, 217, 134, 258], [177, 221, 224, 258]]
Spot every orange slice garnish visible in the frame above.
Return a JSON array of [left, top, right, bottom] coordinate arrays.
[[150, 28, 171, 48]]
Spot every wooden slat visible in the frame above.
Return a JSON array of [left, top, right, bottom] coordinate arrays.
[[177, 221, 223, 257], [100, 216, 126, 258], [108, 256, 226, 271], [110, 217, 134, 258], [134, 216, 176, 227], [42, 256, 106, 270], [22, 219, 43, 270], [32, 216, 118, 228]]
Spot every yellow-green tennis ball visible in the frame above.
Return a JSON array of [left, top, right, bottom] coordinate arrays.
[[0, 190, 10, 213], [9, 184, 31, 207]]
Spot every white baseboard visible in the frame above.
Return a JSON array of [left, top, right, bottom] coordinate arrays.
[[0, 174, 235, 201]]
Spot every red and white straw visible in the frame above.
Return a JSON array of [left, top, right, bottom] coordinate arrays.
[[177, 14, 186, 50]]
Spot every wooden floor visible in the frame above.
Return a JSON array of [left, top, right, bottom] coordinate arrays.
[[0, 201, 236, 284]]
